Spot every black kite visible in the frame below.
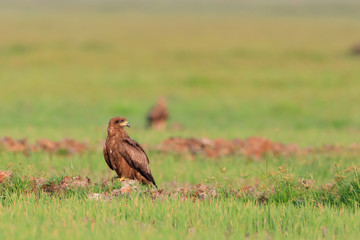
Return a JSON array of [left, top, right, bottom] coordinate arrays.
[[104, 117, 157, 186], [147, 97, 169, 130]]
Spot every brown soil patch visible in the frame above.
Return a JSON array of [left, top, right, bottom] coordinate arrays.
[[0, 170, 13, 183], [42, 176, 91, 193], [1, 136, 88, 155], [158, 136, 300, 159], [2, 136, 360, 160]]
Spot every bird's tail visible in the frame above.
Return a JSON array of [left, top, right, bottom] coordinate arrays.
[[150, 177, 157, 188], [143, 172, 157, 188]]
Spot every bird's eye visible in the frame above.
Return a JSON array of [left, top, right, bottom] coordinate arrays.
[[114, 119, 124, 124]]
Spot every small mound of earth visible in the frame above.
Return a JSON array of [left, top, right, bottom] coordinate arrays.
[[0, 170, 13, 183], [42, 176, 91, 193], [158, 136, 299, 160], [0, 136, 88, 155]]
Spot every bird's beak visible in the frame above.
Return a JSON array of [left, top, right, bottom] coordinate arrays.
[[125, 122, 130, 128]]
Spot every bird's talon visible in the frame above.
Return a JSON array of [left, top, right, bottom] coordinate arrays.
[[118, 177, 125, 181]]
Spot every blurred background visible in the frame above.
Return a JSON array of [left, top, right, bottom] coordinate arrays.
[[1, 0, 360, 146]]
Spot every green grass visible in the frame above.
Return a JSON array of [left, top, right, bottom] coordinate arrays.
[[1, 2, 360, 144], [2, 151, 360, 185], [2, 150, 360, 239], [2, 172, 360, 240], [1, 1, 360, 239], [2, 194, 360, 240]]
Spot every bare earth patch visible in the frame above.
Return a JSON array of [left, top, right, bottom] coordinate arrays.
[[42, 176, 91, 193], [2, 136, 360, 160], [0, 170, 13, 183]]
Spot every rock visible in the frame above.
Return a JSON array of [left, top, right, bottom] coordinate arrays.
[[120, 184, 132, 194], [111, 189, 122, 197], [124, 179, 138, 186]]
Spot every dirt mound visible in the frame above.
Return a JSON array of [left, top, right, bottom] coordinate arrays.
[[31, 177, 48, 188], [87, 180, 218, 202], [193, 184, 217, 199], [0, 137, 88, 155], [158, 136, 299, 159], [36, 138, 88, 154], [4, 173, 356, 206], [1, 135, 360, 160], [0, 171, 13, 183], [89, 180, 142, 201], [42, 176, 91, 193], [0, 137, 29, 153]]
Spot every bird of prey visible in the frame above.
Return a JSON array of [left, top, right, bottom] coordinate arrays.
[[352, 44, 360, 56], [104, 117, 157, 186], [146, 97, 169, 130]]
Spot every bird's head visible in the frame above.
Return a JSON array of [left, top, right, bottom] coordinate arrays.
[[107, 117, 130, 134]]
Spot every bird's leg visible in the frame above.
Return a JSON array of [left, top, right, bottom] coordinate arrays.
[[118, 177, 126, 181]]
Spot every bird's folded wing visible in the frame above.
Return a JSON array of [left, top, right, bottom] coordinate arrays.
[[103, 145, 114, 170], [119, 138, 155, 184], [124, 138, 150, 163]]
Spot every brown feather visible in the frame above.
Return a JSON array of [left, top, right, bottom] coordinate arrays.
[[104, 117, 157, 186], [147, 98, 169, 130], [119, 138, 156, 185], [103, 145, 114, 170]]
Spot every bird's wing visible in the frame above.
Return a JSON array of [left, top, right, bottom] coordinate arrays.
[[103, 145, 114, 170], [119, 138, 156, 186]]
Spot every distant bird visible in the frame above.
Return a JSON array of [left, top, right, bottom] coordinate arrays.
[[147, 97, 169, 130], [351, 44, 360, 56], [104, 117, 157, 186]]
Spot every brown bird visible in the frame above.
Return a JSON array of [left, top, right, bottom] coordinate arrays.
[[352, 44, 360, 56], [147, 97, 169, 130], [104, 117, 157, 186]]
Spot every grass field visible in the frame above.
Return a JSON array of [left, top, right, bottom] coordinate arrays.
[[1, 1, 360, 239]]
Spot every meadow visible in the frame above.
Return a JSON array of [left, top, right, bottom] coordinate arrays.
[[1, 1, 360, 239]]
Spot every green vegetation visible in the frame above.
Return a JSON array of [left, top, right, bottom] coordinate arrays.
[[1, 1, 360, 239], [2, 192, 360, 240], [1, 165, 360, 239]]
